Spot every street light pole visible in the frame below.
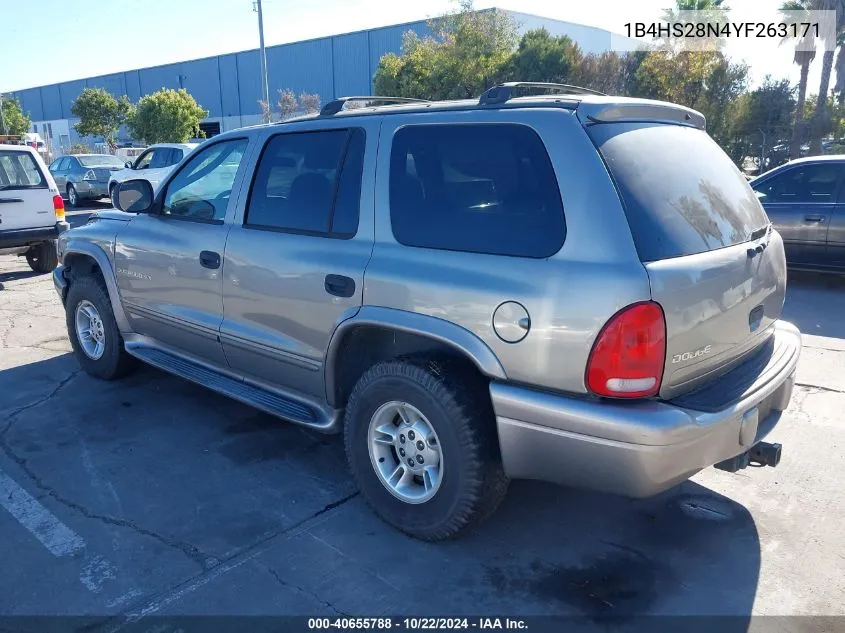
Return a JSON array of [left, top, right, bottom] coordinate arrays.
[[254, 0, 271, 123]]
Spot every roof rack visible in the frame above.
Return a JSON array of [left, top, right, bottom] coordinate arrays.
[[320, 96, 430, 116], [479, 82, 606, 105]]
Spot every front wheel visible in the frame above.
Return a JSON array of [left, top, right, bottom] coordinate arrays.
[[344, 357, 508, 541], [65, 275, 136, 380], [26, 241, 58, 274], [109, 184, 119, 208]]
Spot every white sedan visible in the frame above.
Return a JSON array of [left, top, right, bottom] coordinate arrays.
[[108, 142, 197, 206]]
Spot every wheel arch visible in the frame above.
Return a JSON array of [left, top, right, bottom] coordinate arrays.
[[324, 306, 507, 408], [61, 243, 131, 333]]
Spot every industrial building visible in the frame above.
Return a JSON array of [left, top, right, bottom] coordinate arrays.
[[9, 10, 620, 155]]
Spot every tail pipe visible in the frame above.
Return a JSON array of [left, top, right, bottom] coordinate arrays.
[[714, 441, 782, 473]]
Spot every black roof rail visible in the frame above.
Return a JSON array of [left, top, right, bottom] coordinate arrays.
[[320, 96, 430, 116], [479, 82, 606, 105]]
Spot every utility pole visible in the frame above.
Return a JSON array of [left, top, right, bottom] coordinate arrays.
[[0, 95, 7, 136], [254, 0, 270, 123]]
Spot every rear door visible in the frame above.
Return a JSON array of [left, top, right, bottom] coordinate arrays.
[[751, 161, 844, 266], [0, 149, 56, 230], [220, 122, 375, 398], [587, 121, 783, 398]]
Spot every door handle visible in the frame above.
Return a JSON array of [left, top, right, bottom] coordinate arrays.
[[324, 274, 355, 298], [804, 214, 825, 222], [199, 250, 221, 270]]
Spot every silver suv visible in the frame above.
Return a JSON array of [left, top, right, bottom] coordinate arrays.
[[53, 83, 801, 540]]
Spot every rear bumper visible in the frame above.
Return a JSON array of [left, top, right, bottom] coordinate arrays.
[[493, 320, 801, 497], [0, 221, 69, 249]]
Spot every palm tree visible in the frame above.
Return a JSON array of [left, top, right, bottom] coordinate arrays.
[[781, 0, 817, 158], [808, 0, 845, 155]]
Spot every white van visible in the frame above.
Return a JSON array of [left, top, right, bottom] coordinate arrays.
[[0, 144, 69, 272]]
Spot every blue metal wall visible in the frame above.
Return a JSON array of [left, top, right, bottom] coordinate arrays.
[[10, 11, 609, 127]]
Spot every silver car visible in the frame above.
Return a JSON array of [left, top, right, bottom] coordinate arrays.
[[48, 153, 126, 208], [53, 83, 801, 541]]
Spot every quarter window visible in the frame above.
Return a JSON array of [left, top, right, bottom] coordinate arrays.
[[754, 163, 845, 204], [162, 138, 248, 222], [389, 124, 566, 258], [245, 128, 365, 237]]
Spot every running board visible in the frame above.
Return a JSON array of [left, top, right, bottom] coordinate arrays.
[[125, 344, 339, 432]]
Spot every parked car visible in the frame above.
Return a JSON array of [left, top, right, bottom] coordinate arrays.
[[107, 143, 197, 207], [115, 146, 147, 165], [0, 144, 68, 272], [53, 84, 800, 541], [750, 155, 845, 272], [48, 154, 126, 208]]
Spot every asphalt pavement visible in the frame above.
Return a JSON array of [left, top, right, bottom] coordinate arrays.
[[0, 251, 843, 632]]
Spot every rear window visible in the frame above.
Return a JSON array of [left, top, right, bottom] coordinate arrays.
[[0, 151, 45, 189], [77, 155, 125, 168], [389, 124, 566, 258], [588, 122, 769, 262]]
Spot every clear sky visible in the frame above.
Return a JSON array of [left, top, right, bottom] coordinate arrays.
[[0, 0, 812, 94]]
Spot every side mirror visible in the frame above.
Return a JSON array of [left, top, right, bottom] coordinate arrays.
[[125, 161, 133, 169], [116, 179, 155, 214]]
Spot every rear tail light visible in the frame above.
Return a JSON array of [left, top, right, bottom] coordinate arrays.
[[586, 301, 666, 399], [53, 194, 65, 221], [83, 169, 97, 181]]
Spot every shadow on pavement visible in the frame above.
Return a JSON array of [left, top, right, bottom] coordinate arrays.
[[0, 354, 761, 628], [0, 268, 41, 289], [783, 270, 845, 340]]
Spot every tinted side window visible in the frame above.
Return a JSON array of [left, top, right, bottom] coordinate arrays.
[[331, 129, 365, 237], [754, 164, 844, 204], [389, 124, 565, 258], [245, 129, 364, 237], [150, 149, 173, 169], [169, 149, 184, 165]]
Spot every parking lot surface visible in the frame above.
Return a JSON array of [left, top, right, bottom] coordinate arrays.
[[1, 244, 844, 630]]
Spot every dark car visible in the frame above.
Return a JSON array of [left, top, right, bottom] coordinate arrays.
[[750, 155, 845, 272]]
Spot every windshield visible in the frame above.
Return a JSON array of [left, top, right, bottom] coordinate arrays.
[[77, 155, 125, 168], [588, 122, 770, 262]]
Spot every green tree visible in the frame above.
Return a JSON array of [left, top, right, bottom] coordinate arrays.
[[127, 88, 208, 144], [633, 50, 749, 162], [70, 87, 133, 151], [504, 29, 582, 83], [734, 77, 797, 169], [807, 0, 845, 154], [569, 51, 645, 95], [0, 95, 31, 136], [373, 0, 517, 100], [780, 0, 817, 158]]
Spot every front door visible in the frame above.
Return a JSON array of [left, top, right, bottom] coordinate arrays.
[[753, 161, 845, 266], [220, 123, 375, 398], [114, 137, 252, 366]]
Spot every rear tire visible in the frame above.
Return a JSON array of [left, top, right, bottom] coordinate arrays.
[[65, 275, 136, 380], [344, 356, 508, 541], [67, 184, 79, 208], [25, 241, 58, 274]]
